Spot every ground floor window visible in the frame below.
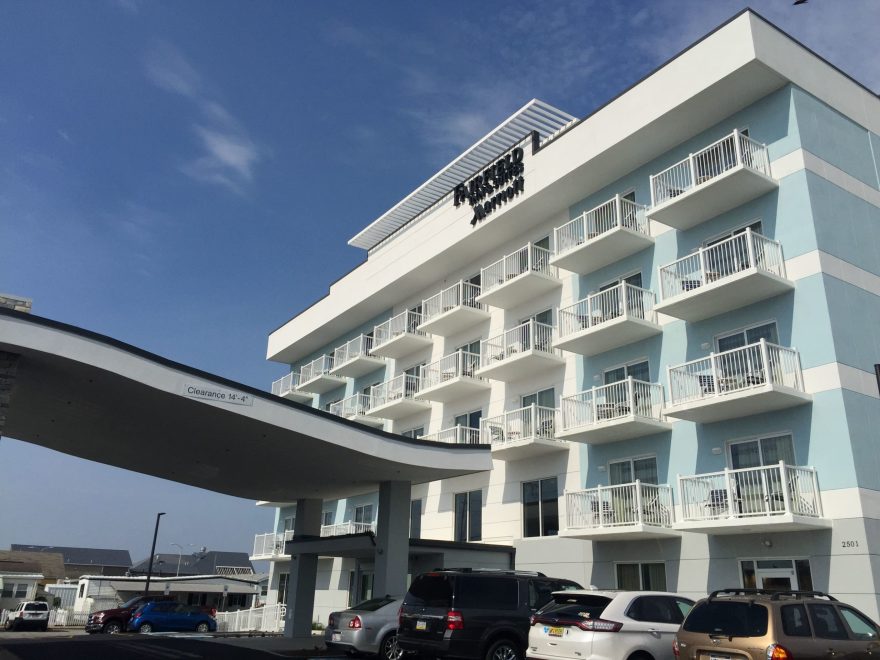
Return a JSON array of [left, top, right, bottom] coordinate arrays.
[[277, 573, 289, 604], [523, 477, 559, 537], [616, 562, 666, 591], [741, 558, 812, 591], [454, 489, 482, 542]]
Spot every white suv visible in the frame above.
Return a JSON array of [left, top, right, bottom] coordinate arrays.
[[4, 601, 50, 631], [528, 590, 695, 660]]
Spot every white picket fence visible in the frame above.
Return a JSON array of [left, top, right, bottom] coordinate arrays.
[[0, 607, 91, 628], [215, 604, 286, 633]]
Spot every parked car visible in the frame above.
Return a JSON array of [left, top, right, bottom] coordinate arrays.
[[398, 569, 582, 660], [528, 589, 695, 660], [325, 596, 405, 660], [127, 601, 217, 633], [86, 595, 179, 634], [674, 589, 880, 660], [4, 601, 50, 631]]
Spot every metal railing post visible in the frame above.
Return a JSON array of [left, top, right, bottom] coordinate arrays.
[[811, 467, 823, 517], [710, 353, 721, 396], [745, 227, 756, 269], [666, 365, 674, 405], [733, 128, 743, 167], [779, 460, 793, 514], [698, 248, 708, 287], [596, 485, 604, 528], [634, 479, 643, 524], [724, 468, 735, 518], [688, 153, 696, 190], [676, 474, 684, 520], [591, 384, 598, 424], [759, 338, 771, 385], [615, 193, 622, 228], [627, 377, 635, 417], [649, 174, 657, 207]]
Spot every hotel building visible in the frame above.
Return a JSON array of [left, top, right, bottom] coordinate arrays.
[[253, 10, 880, 621]]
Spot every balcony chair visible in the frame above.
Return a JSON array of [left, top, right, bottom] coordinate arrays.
[[697, 374, 716, 395], [591, 499, 615, 525], [639, 493, 672, 526], [705, 488, 734, 518]]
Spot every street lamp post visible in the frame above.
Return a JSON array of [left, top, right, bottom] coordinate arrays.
[[143, 512, 166, 597], [171, 543, 184, 577]]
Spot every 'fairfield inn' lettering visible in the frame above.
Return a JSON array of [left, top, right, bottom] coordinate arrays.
[[454, 147, 525, 226]]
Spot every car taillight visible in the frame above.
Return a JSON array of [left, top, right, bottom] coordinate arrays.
[[529, 614, 536, 626], [349, 616, 362, 629], [672, 638, 680, 658], [575, 618, 622, 632], [767, 644, 792, 660], [446, 610, 463, 630]]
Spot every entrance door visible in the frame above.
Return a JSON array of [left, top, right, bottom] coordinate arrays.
[[755, 560, 798, 591]]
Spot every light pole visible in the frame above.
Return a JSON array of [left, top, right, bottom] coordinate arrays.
[[171, 543, 184, 577], [143, 512, 166, 597]]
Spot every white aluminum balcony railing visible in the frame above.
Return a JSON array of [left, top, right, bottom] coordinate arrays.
[[658, 229, 785, 299], [481, 243, 556, 294], [555, 195, 649, 256], [320, 521, 376, 537], [421, 351, 481, 389], [252, 530, 294, 557], [422, 281, 483, 322], [481, 404, 558, 445], [667, 339, 804, 406], [560, 379, 665, 430], [481, 320, 557, 367], [558, 283, 656, 338], [328, 393, 373, 419], [370, 373, 422, 408], [332, 334, 376, 367], [299, 354, 335, 383], [373, 310, 425, 349], [271, 372, 300, 396], [566, 482, 674, 529], [678, 462, 822, 522], [650, 130, 771, 207], [420, 426, 481, 445]]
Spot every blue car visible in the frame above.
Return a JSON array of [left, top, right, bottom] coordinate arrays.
[[127, 601, 217, 634]]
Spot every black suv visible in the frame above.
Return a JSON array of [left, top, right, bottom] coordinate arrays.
[[398, 569, 581, 660]]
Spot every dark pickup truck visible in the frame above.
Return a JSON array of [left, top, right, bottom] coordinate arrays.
[[85, 595, 216, 634]]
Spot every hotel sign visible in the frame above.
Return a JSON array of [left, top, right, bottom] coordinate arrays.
[[454, 146, 525, 227]]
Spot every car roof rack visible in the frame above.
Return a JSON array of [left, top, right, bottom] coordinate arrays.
[[708, 588, 836, 601], [431, 568, 547, 577]]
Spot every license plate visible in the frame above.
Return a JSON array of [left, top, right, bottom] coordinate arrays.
[[547, 626, 564, 637], [332, 633, 342, 642], [416, 620, 427, 631], [709, 655, 730, 660]]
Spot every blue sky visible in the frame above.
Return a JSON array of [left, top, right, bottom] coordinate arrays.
[[1, 0, 877, 564]]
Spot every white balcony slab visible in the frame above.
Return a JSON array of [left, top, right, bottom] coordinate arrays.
[[674, 514, 831, 535], [551, 227, 654, 276], [649, 166, 778, 230], [417, 305, 490, 336], [329, 354, 385, 379], [663, 384, 811, 423], [417, 376, 490, 403], [475, 350, 565, 382], [279, 389, 313, 404], [345, 413, 385, 429], [560, 524, 680, 541], [490, 436, 568, 461], [655, 269, 794, 322], [367, 397, 431, 420], [475, 271, 561, 309], [558, 417, 672, 445], [296, 373, 347, 395], [554, 316, 661, 357], [370, 333, 433, 359]]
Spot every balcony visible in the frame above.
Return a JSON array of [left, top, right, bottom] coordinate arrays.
[[328, 394, 384, 429], [297, 355, 347, 394], [270, 373, 313, 404], [417, 351, 489, 403], [675, 462, 828, 534], [330, 335, 385, 378], [367, 373, 431, 420], [250, 530, 294, 560], [480, 404, 568, 461], [558, 379, 672, 444], [655, 230, 793, 322], [371, 310, 433, 359], [418, 281, 490, 335], [551, 195, 653, 275], [320, 521, 376, 537], [476, 320, 564, 381], [562, 482, 678, 540], [476, 243, 561, 308], [665, 340, 811, 423], [420, 425, 481, 445], [649, 130, 777, 230], [555, 283, 661, 356]]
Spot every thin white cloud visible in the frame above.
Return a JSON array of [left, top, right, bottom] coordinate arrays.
[[57, 129, 72, 144]]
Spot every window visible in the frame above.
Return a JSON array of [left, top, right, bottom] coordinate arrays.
[[282, 516, 295, 532], [322, 510, 334, 526], [457, 339, 480, 355], [454, 489, 482, 542], [401, 427, 424, 439], [454, 410, 482, 431], [705, 219, 763, 247], [781, 604, 812, 637], [716, 321, 778, 353], [78, 583, 85, 598], [277, 573, 289, 604], [609, 456, 658, 485], [522, 387, 555, 409], [324, 399, 341, 412], [604, 360, 650, 384], [534, 236, 550, 251], [359, 572, 374, 602], [456, 576, 519, 610], [404, 363, 424, 395], [729, 434, 795, 469], [456, 341, 480, 375], [808, 604, 849, 640], [410, 499, 422, 539], [600, 271, 642, 291], [523, 477, 559, 537], [408, 304, 422, 331], [839, 607, 880, 641], [354, 504, 374, 524], [616, 562, 666, 590], [627, 596, 694, 624], [1, 583, 12, 598], [14, 584, 27, 599]]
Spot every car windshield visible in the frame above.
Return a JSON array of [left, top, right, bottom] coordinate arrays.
[[405, 574, 453, 608], [24, 603, 48, 611], [683, 601, 769, 637], [350, 597, 396, 612], [121, 596, 144, 609], [537, 594, 612, 619]]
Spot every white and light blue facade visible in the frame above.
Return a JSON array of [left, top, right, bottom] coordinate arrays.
[[258, 11, 880, 622]]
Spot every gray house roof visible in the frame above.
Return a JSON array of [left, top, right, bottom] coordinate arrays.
[[10, 545, 132, 568]]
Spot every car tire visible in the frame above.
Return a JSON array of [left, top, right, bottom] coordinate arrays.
[[138, 622, 153, 634], [379, 632, 403, 660], [195, 622, 210, 633], [102, 621, 123, 634], [485, 638, 523, 660]]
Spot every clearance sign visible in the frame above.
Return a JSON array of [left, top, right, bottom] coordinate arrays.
[[453, 146, 525, 227]]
